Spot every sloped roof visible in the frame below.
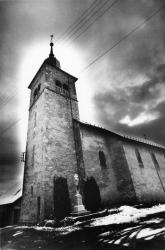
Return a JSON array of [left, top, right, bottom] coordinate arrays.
[[0, 188, 22, 206], [78, 120, 165, 150]]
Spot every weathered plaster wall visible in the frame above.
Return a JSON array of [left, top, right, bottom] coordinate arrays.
[[80, 123, 165, 206], [80, 124, 137, 207], [123, 141, 165, 204]]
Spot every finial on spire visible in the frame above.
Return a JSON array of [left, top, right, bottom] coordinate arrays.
[[49, 34, 54, 57]]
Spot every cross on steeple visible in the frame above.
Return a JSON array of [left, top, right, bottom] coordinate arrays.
[[49, 34, 54, 58]]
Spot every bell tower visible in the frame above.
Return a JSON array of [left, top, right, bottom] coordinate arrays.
[[20, 37, 81, 223]]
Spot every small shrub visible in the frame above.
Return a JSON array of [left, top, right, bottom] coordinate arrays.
[[54, 177, 71, 220], [83, 176, 101, 212]]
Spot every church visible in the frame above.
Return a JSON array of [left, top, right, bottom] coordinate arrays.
[[20, 40, 165, 224]]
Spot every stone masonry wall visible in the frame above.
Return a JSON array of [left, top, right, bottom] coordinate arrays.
[[20, 90, 46, 223], [20, 63, 80, 223], [43, 88, 79, 218]]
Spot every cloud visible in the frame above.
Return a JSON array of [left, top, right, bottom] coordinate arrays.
[[120, 111, 160, 127], [92, 0, 165, 145]]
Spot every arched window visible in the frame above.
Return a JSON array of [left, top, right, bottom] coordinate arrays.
[[31, 186, 33, 196], [99, 151, 107, 168], [63, 84, 69, 91], [38, 83, 41, 92], [135, 148, 144, 168]]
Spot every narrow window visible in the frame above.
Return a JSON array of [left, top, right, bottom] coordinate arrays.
[[32, 145, 35, 167], [33, 88, 38, 98], [151, 152, 160, 169], [135, 148, 144, 168], [38, 84, 41, 92], [63, 84, 69, 91], [31, 186, 33, 196], [33, 84, 41, 99], [73, 84, 76, 95], [56, 80, 62, 88], [99, 151, 107, 168], [34, 112, 37, 127], [37, 196, 40, 222]]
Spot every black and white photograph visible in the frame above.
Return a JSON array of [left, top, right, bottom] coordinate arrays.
[[1, 0, 165, 249]]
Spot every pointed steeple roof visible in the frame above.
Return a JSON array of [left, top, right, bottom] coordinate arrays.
[[28, 36, 78, 89], [44, 35, 61, 68]]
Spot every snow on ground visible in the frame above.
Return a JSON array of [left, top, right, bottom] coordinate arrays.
[[91, 204, 165, 227], [16, 224, 81, 235], [14, 204, 165, 241], [136, 227, 165, 239], [13, 231, 23, 237]]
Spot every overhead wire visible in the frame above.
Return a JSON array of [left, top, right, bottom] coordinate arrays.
[[79, 3, 165, 74], [0, 0, 112, 108], [56, 0, 101, 43], [1, 2, 165, 135], [57, 0, 119, 47]]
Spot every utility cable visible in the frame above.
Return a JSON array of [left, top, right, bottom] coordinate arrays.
[[59, 0, 119, 47], [79, 3, 165, 74]]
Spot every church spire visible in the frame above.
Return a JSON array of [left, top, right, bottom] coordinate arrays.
[[44, 35, 61, 68], [49, 34, 54, 58]]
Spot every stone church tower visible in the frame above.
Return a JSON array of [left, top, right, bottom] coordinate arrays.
[[20, 39, 83, 223]]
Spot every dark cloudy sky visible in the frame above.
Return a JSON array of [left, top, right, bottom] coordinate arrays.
[[1, 0, 165, 200]]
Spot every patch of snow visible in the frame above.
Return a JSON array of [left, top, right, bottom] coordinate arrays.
[[108, 240, 113, 244], [114, 236, 126, 244], [35, 226, 55, 231], [123, 226, 141, 232], [102, 239, 109, 243], [119, 205, 138, 214], [91, 204, 165, 227], [13, 231, 23, 237], [123, 243, 129, 246], [1, 225, 13, 229], [57, 226, 81, 235], [136, 227, 165, 239], [145, 236, 155, 240], [98, 231, 112, 237], [129, 231, 138, 239], [142, 218, 163, 224], [15, 226, 31, 229]]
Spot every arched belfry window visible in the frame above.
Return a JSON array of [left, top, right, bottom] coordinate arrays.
[[56, 80, 62, 88], [33, 84, 41, 99], [99, 151, 107, 168]]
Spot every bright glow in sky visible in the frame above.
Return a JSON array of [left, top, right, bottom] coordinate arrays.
[[17, 40, 94, 150]]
